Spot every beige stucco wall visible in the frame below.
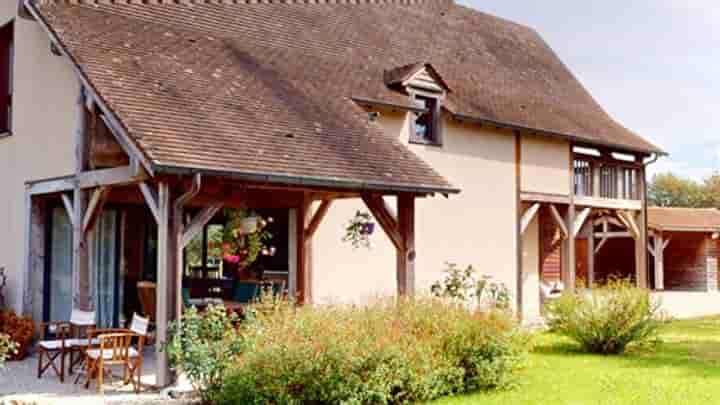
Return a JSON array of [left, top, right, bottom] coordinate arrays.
[[0, 7, 78, 313], [520, 134, 570, 196], [521, 203, 541, 323], [313, 112, 519, 306]]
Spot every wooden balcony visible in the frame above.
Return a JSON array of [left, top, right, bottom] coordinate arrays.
[[573, 156, 642, 210]]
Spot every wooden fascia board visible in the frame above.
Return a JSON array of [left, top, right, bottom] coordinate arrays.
[[77, 165, 148, 189], [24, 1, 155, 176]]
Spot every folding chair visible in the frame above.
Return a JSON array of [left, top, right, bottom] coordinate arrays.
[[37, 321, 70, 382]]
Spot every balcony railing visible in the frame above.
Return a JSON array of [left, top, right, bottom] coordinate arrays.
[[574, 157, 640, 201]]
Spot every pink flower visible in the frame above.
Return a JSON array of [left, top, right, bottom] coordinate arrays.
[[222, 243, 232, 253], [267, 217, 275, 223], [224, 254, 241, 264]]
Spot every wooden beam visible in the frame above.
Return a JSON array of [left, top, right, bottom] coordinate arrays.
[[548, 204, 569, 239], [305, 200, 333, 240], [397, 193, 416, 296], [573, 208, 591, 238], [139, 182, 160, 224], [180, 202, 223, 249], [77, 165, 147, 189], [27, 176, 75, 195], [362, 194, 402, 250], [61, 193, 75, 226], [616, 210, 639, 240], [594, 237, 608, 255], [520, 191, 570, 205], [82, 186, 109, 236], [520, 203, 541, 235], [594, 231, 633, 239], [593, 216, 624, 228], [574, 196, 642, 211]]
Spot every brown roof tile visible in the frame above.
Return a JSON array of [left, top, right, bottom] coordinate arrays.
[[29, 0, 663, 193], [648, 207, 720, 232]]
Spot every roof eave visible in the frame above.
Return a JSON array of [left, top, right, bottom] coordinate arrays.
[[153, 164, 462, 196]]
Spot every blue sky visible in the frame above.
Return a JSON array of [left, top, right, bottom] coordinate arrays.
[[459, 0, 720, 181]]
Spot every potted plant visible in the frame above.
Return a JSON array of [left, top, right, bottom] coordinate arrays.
[[342, 210, 376, 249], [221, 209, 275, 277]]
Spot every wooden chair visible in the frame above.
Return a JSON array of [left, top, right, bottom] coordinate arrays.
[[84, 331, 135, 394], [137, 281, 156, 323], [126, 313, 149, 393], [66, 309, 97, 374], [37, 321, 70, 382], [37, 309, 96, 382]]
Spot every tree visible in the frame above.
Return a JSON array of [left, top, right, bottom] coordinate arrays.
[[648, 172, 720, 208]]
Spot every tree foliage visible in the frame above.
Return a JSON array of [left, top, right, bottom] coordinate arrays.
[[648, 172, 720, 208]]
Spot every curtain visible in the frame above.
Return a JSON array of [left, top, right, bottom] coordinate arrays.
[[49, 206, 73, 322], [92, 210, 118, 328]]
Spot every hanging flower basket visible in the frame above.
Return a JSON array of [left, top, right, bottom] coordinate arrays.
[[240, 216, 259, 234], [343, 211, 376, 249]]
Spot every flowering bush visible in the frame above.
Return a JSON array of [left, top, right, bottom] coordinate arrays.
[[431, 263, 511, 310], [214, 298, 528, 405], [166, 305, 244, 402], [0, 310, 33, 360], [0, 333, 17, 368], [545, 279, 667, 354]]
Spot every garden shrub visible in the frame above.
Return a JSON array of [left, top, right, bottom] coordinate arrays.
[[0, 332, 17, 367], [0, 310, 33, 360], [545, 279, 667, 354], [214, 298, 528, 405], [166, 305, 244, 401]]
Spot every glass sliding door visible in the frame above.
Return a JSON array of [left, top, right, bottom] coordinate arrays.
[[91, 210, 122, 328], [47, 206, 73, 322]]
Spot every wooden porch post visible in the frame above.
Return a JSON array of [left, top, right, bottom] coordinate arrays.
[[564, 205, 576, 291], [156, 181, 173, 387], [296, 197, 312, 304], [653, 232, 665, 290], [72, 84, 90, 310], [397, 193, 415, 296], [706, 234, 718, 292], [362, 193, 416, 296], [587, 228, 595, 287], [635, 210, 648, 289]]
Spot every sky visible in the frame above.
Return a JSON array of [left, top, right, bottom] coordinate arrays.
[[458, 0, 720, 182]]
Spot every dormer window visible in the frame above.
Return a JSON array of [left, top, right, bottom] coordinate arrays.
[[384, 62, 449, 147], [411, 94, 440, 145]]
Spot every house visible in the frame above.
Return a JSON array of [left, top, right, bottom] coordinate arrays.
[[0, 0, 664, 385]]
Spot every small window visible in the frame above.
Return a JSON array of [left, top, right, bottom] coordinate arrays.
[[411, 95, 441, 145], [0, 21, 13, 135]]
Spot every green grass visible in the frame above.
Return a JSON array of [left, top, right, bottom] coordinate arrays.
[[433, 316, 720, 405]]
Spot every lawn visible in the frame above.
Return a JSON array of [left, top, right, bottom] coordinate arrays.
[[434, 316, 720, 405]]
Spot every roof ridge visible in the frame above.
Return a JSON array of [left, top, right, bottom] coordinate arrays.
[[38, 0, 452, 6]]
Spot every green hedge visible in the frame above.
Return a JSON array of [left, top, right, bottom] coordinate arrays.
[[211, 298, 528, 405]]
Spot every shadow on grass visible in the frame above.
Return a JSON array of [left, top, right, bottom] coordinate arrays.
[[532, 330, 720, 379]]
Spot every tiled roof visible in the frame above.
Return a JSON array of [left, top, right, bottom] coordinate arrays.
[[648, 207, 720, 232], [29, 0, 663, 193]]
